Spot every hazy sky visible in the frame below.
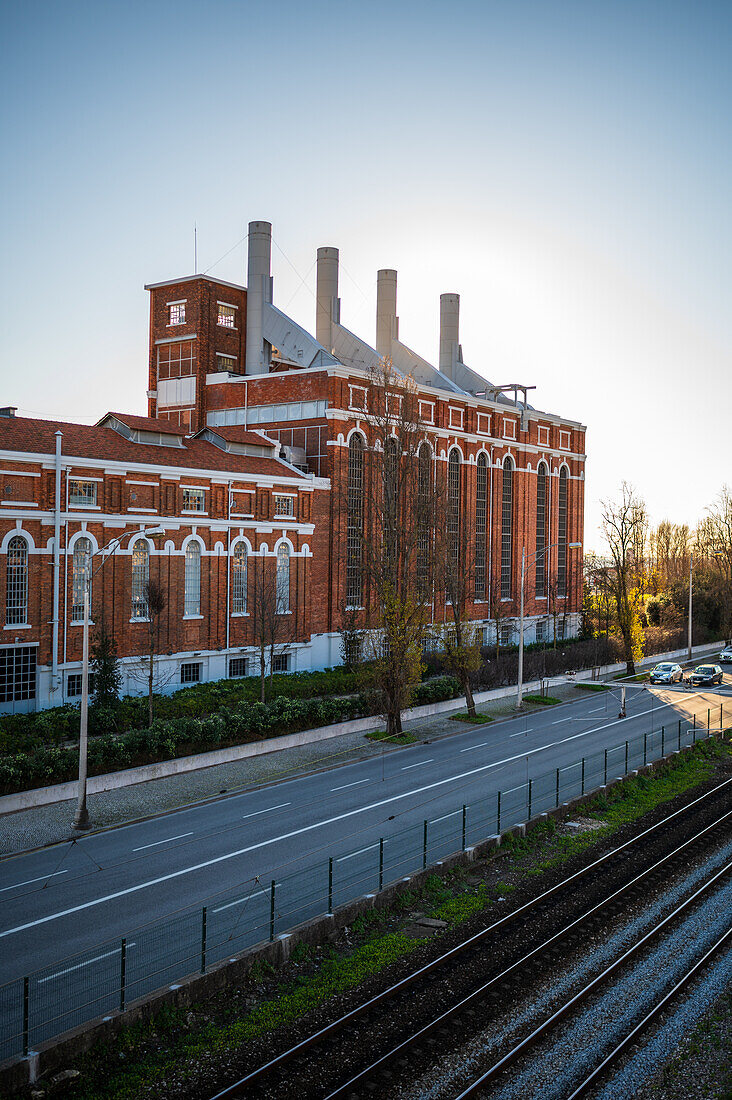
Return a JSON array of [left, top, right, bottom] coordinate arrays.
[[1, 0, 729, 549]]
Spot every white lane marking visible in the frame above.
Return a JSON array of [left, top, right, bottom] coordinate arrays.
[[133, 832, 193, 852], [0, 696, 701, 942], [431, 809, 462, 825], [213, 893, 257, 914], [402, 759, 434, 771], [241, 802, 291, 821], [331, 779, 370, 792], [589, 707, 605, 713], [39, 943, 136, 983], [0, 870, 68, 894], [336, 843, 379, 863], [510, 730, 532, 738], [552, 717, 574, 725], [460, 742, 489, 753]]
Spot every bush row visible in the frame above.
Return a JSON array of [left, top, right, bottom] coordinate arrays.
[[0, 676, 460, 796]]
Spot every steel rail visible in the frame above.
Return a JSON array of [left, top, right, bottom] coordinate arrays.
[[456, 861, 732, 1098], [208, 776, 732, 1100]]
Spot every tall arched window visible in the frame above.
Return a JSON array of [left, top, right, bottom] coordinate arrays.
[[558, 467, 568, 598], [535, 463, 548, 598], [6, 536, 28, 625], [71, 537, 92, 623], [416, 442, 432, 598], [501, 457, 514, 599], [346, 434, 364, 606], [384, 435, 400, 570], [447, 449, 461, 580], [276, 544, 290, 613], [475, 453, 488, 600], [131, 539, 150, 620], [184, 541, 201, 616], [232, 542, 247, 613]]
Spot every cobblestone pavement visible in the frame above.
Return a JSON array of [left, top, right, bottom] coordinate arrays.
[[0, 682, 594, 859]]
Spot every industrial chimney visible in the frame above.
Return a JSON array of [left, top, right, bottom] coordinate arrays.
[[439, 293, 461, 381], [376, 269, 399, 361], [316, 247, 340, 352], [245, 221, 272, 375]]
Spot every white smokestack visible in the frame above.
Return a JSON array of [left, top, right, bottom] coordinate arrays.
[[376, 269, 398, 361], [316, 247, 340, 351], [439, 293, 460, 380], [245, 220, 272, 375]]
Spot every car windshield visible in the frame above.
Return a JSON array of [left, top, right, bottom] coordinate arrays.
[[656, 665, 673, 671], [696, 666, 713, 674]]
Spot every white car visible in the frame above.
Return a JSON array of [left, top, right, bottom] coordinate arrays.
[[649, 662, 684, 684], [720, 646, 732, 664]]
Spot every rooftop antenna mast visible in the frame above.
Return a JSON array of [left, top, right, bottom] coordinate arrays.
[[194, 223, 198, 274]]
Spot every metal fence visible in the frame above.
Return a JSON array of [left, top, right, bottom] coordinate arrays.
[[1, 700, 728, 1063]]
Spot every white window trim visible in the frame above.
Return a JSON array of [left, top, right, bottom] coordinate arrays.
[[449, 407, 464, 429], [538, 426, 550, 445], [182, 614, 204, 620], [559, 431, 571, 449], [477, 413, 491, 435], [348, 385, 368, 412], [419, 400, 435, 424], [502, 418, 517, 440]]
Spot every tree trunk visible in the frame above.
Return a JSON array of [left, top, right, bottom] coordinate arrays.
[[259, 648, 266, 704], [463, 676, 476, 718], [148, 646, 154, 727]]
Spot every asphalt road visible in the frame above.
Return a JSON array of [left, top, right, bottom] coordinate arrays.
[[0, 655, 730, 1055]]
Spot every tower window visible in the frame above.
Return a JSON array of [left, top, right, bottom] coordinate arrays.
[[217, 303, 236, 328], [182, 488, 205, 512], [168, 302, 186, 325]]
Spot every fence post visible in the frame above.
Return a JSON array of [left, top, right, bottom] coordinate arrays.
[[625, 740, 629, 774], [581, 757, 585, 795], [708, 707, 711, 732], [555, 767, 560, 806], [328, 857, 333, 914], [661, 726, 665, 756], [22, 976, 29, 1057], [379, 838, 384, 891], [120, 938, 126, 1013], [269, 880, 276, 941], [693, 716, 697, 744], [604, 748, 608, 785], [678, 719, 681, 751], [497, 790, 501, 834], [528, 779, 533, 821], [423, 820, 428, 869], [644, 731, 647, 766], [201, 906, 207, 974], [462, 805, 467, 850]]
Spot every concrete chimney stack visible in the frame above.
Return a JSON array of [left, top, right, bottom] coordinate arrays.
[[316, 247, 340, 352], [439, 293, 460, 380], [376, 269, 399, 361], [245, 220, 272, 375]]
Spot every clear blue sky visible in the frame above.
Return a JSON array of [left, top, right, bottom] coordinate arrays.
[[1, 0, 730, 547]]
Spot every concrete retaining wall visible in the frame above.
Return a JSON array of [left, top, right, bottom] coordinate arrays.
[[0, 640, 722, 815]]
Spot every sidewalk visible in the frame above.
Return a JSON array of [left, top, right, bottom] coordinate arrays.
[[0, 682, 585, 858]]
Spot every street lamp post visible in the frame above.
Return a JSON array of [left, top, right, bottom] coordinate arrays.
[[516, 540, 582, 709], [73, 526, 165, 830], [688, 550, 693, 664]]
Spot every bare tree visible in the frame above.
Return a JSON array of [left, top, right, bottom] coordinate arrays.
[[250, 553, 294, 703], [601, 483, 648, 674], [145, 578, 166, 725]]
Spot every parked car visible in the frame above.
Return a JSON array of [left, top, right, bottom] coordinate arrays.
[[649, 662, 684, 684], [720, 646, 732, 664], [687, 664, 724, 686]]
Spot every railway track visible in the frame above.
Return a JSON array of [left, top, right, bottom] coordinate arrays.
[[205, 775, 732, 1100]]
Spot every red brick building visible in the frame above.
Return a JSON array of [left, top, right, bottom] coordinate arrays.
[[0, 220, 585, 711]]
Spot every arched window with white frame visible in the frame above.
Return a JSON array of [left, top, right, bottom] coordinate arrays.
[[131, 539, 150, 620], [501, 457, 514, 599], [536, 462, 549, 598], [276, 543, 290, 613], [71, 537, 92, 622], [447, 448, 462, 583], [346, 433, 364, 606], [416, 441, 432, 598], [558, 467, 568, 598], [475, 453, 488, 600], [6, 535, 28, 625], [184, 541, 201, 616], [232, 542, 247, 613]]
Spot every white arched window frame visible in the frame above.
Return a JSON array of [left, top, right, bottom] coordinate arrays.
[[276, 543, 290, 614], [501, 457, 514, 599], [346, 433, 365, 607], [535, 462, 549, 598], [184, 540, 202, 616], [71, 536, 93, 623], [447, 448, 462, 582], [6, 535, 28, 626], [131, 539, 150, 620], [416, 441, 432, 598], [557, 467, 569, 598], [232, 541, 248, 614], [475, 453, 488, 600]]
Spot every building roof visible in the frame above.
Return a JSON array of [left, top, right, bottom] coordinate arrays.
[[98, 411, 184, 435], [144, 274, 247, 293], [194, 425, 278, 448], [0, 414, 310, 482]]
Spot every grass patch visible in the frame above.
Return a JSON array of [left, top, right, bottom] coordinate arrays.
[[449, 712, 494, 724], [523, 694, 562, 706], [365, 729, 417, 745], [575, 682, 610, 692]]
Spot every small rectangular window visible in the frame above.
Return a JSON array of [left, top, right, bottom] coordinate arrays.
[[538, 425, 550, 446], [182, 488, 205, 512], [180, 662, 201, 684], [69, 480, 97, 506], [272, 653, 289, 673], [349, 386, 367, 412], [216, 353, 237, 372], [536, 620, 546, 642], [449, 407, 464, 430], [559, 430, 571, 450], [229, 657, 248, 678], [419, 401, 435, 425], [500, 624, 513, 646], [168, 302, 186, 325], [217, 304, 236, 328], [67, 672, 96, 698], [274, 495, 294, 517], [477, 412, 491, 435], [502, 419, 517, 440], [0, 646, 36, 702]]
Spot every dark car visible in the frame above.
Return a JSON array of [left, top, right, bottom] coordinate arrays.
[[688, 663, 724, 686]]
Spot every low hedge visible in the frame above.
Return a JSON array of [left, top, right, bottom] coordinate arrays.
[[0, 676, 461, 796]]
